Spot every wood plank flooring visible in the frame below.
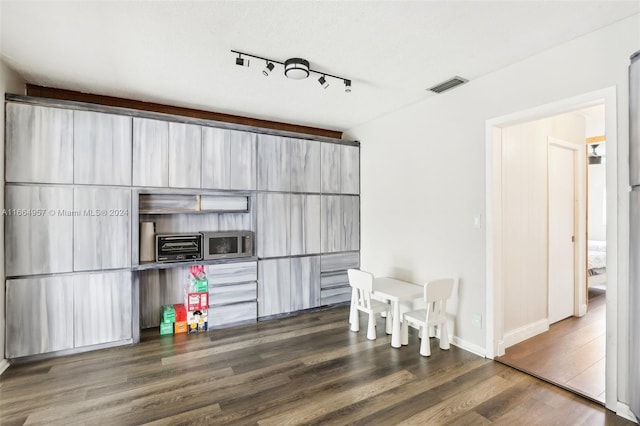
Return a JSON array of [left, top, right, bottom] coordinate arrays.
[[496, 287, 606, 403], [0, 304, 630, 425]]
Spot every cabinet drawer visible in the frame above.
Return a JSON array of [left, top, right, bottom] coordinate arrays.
[[320, 286, 351, 306], [210, 282, 257, 306], [207, 262, 258, 285], [209, 302, 257, 327], [320, 252, 360, 273], [320, 271, 349, 289]]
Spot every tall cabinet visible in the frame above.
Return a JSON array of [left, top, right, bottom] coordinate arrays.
[[4, 96, 359, 359], [4, 103, 134, 359], [257, 136, 359, 318]]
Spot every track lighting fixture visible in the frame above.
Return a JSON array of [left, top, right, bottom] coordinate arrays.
[[263, 61, 275, 76], [284, 58, 310, 80], [318, 75, 329, 89], [231, 50, 352, 93], [235, 53, 249, 67]]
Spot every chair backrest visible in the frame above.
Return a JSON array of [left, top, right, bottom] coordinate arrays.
[[348, 269, 375, 310], [424, 278, 455, 323], [425, 278, 454, 302]]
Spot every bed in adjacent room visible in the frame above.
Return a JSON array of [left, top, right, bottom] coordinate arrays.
[[588, 239, 607, 287]]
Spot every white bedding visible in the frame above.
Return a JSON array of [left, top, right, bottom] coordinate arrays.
[[588, 240, 607, 270]]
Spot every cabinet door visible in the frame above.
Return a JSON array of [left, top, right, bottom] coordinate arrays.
[[202, 128, 256, 190], [74, 271, 132, 347], [257, 135, 290, 191], [74, 110, 132, 185], [202, 127, 230, 189], [5, 103, 73, 184], [291, 194, 321, 255], [257, 193, 290, 258], [6, 276, 74, 358], [342, 195, 360, 251], [291, 256, 320, 310], [169, 122, 202, 189], [321, 195, 342, 253], [290, 139, 320, 193], [133, 118, 169, 187], [73, 188, 131, 271], [321, 143, 340, 193], [229, 130, 257, 190], [341, 145, 360, 194], [258, 258, 291, 317], [5, 185, 73, 276]]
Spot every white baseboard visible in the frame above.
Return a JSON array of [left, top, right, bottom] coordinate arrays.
[[503, 319, 549, 348], [617, 402, 639, 424], [0, 359, 10, 376], [451, 335, 486, 358]]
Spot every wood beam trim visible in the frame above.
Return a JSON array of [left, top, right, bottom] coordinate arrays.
[[586, 135, 605, 144], [25, 84, 343, 139]]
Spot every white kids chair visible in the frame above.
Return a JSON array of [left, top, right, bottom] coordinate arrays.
[[401, 278, 454, 356], [348, 269, 391, 340]]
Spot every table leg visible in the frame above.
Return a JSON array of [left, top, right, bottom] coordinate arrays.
[[391, 301, 401, 348]]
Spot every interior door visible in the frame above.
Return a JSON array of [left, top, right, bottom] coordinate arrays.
[[548, 139, 576, 324]]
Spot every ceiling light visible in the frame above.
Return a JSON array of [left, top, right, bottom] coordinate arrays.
[[284, 58, 310, 80], [263, 62, 275, 76], [230, 50, 352, 92]]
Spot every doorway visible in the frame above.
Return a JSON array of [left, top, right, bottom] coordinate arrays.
[[485, 88, 618, 410]]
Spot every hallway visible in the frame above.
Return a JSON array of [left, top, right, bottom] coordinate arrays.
[[496, 287, 606, 403]]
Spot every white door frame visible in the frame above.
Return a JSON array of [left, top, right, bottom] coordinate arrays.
[[547, 136, 587, 321], [485, 87, 618, 411]]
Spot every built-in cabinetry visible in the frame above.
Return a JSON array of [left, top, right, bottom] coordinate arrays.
[[6, 270, 132, 358], [4, 96, 359, 360], [4, 104, 134, 358], [256, 134, 359, 318]]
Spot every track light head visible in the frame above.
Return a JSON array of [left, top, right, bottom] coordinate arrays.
[[318, 75, 329, 89], [262, 62, 275, 76], [236, 55, 249, 67], [284, 58, 310, 80], [344, 79, 352, 93]]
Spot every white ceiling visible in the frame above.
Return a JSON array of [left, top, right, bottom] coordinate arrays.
[[1, 1, 638, 132]]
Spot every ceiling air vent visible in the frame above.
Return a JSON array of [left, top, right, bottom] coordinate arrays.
[[428, 76, 468, 94]]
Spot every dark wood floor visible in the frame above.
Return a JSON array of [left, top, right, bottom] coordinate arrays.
[[0, 304, 630, 425], [496, 287, 606, 403]]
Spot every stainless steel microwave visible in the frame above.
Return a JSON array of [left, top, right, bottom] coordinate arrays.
[[201, 231, 253, 260]]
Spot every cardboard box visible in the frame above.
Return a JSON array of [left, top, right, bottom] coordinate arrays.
[[161, 304, 175, 324], [174, 321, 187, 334], [185, 292, 208, 311], [160, 322, 174, 335], [187, 310, 208, 334], [193, 278, 208, 293], [173, 303, 187, 322]]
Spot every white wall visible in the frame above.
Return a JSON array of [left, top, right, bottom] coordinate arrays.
[[501, 113, 585, 336], [588, 141, 607, 241], [345, 14, 639, 409], [0, 60, 26, 372], [589, 159, 607, 242]]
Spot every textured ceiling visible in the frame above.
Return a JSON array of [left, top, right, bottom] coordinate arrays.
[[1, 1, 638, 132]]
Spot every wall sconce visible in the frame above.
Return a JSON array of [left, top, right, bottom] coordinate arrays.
[[232, 50, 352, 93]]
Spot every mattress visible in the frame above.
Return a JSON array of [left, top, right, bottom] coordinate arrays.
[[588, 240, 606, 271]]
